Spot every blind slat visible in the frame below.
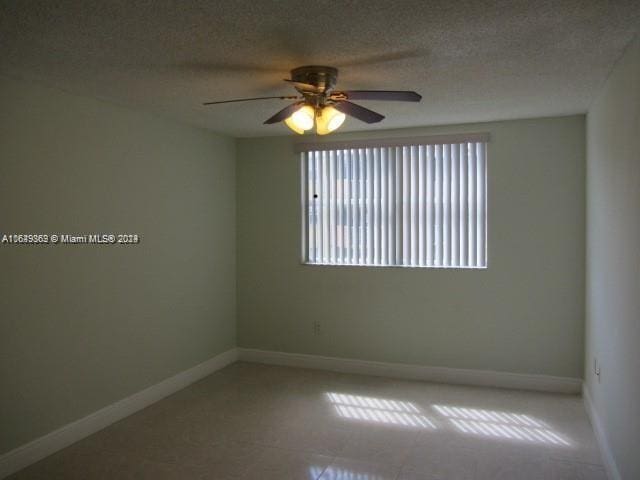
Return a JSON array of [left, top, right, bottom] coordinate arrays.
[[426, 145, 434, 266], [315, 152, 321, 263], [373, 148, 380, 264], [329, 150, 336, 263], [380, 148, 388, 266], [477, 142, 486, 267], [359, 149, 366, 265], [418, 145, 425, 266], [366, 149, 373, 264], [443, 144, 450, 267], [354, 150, 360, 265], [395, 147, 402, 265], [434, 145, 442, 266], [336, 151, 343, 264], [468, 143, 476, 267], [301, 154, 309, 263], [308, 156, 315, 262], [450, 144, 459, 267], [459, 144, 467, 266], [388, 147, 396, 265], [410, 145, 418, 266]]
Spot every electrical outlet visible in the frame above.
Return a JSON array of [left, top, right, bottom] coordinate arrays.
[[312, 321, 321, 336]]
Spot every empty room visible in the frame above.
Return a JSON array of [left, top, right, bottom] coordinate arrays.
[[1, 1, 639, 479]]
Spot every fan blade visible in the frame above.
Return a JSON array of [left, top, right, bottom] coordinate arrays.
[[333, 101, 385, 124], [263, 102, 305, 124], [334, 90, 422, 102], [203, 95, 298, 106], [283, 79, 321, 93]]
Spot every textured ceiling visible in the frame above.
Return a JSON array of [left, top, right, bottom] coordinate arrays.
[[1, 0, 639, 137]]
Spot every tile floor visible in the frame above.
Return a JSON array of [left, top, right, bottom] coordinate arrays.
[[8, 362, 605, 479]]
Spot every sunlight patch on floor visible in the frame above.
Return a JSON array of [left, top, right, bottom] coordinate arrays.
[[433, 404, 571, 446], [326, 392, 436, 429], [325, 392, 571, 447]]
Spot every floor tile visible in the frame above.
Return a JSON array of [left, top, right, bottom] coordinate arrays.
[[338, 425, 420, 466]]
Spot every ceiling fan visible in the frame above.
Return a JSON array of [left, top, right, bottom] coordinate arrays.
[[203, 65, 422, 135]]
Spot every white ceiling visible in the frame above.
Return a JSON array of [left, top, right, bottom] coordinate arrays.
[[1, 1, 639, 137]]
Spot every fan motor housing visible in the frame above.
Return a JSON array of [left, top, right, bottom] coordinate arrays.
[[290, 66, 338, 94]]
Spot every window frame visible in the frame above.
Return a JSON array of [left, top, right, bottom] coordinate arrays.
[[298, 133, 489, 269]]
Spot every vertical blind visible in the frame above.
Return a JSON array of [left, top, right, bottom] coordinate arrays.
[[300, 135, 488, 268]]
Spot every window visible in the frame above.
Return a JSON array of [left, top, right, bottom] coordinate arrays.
[[300, 134, 488, 268]]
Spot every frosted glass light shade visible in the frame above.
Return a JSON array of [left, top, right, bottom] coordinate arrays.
[[285, 105, 315, 134], [316, 106, 346, 135]]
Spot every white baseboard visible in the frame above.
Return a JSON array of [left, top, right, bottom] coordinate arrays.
[[583, 386, 621, 480], [0, 348, 238, 479], [238, 348, 582, 394]]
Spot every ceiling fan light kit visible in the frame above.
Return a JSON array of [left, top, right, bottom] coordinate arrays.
[[203, 65, 421, 135]]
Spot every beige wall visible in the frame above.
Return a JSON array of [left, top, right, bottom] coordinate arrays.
[[237, 115, 585, 378], [0, 75, 236, 454], [585, 34, 640, 480]]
